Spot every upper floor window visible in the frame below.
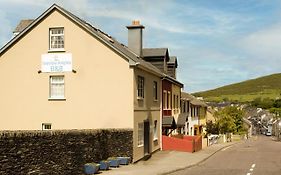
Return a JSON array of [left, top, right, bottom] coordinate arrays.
[[173, 94, 176, 108], [137, 76, 144, 99], [49, 28, 64, 50], [153, 81, 158, 101], [168, 91, 171, 109], [163, 91, 167, 109]]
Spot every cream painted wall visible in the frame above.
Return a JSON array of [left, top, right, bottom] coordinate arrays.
[[133, 68, 161, 162], [0, 10, 134, 130]]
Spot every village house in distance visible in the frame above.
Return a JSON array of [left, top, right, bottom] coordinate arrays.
[[0, 3, 210, 164]]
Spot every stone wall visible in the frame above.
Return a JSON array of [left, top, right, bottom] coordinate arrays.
[[0, 129, 133, 175]]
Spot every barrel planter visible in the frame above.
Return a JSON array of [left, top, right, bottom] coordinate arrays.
[[117, 157, 131, 165], [99, 160, 110, 170], [84, 163, 100, 174], [107, 157, 120, 167]]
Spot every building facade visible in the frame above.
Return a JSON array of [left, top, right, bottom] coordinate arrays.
[[0, 4, 164, 162]]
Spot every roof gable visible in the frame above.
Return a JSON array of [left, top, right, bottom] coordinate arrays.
[[0, 4, 163, 77]]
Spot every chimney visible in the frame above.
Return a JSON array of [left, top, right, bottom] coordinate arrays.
[[13, 19, 34, 36], [126, 20, 145, 56]]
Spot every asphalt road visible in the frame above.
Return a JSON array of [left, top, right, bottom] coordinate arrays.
[[168, 135, 281, 175]]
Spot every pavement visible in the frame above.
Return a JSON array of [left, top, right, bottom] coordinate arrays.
[[98, 141, 239, 175]]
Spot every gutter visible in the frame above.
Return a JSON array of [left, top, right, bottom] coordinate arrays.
[[134, 63, 164, 77]]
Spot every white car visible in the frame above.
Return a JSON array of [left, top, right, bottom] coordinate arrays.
[[266, 131, 272, 136]]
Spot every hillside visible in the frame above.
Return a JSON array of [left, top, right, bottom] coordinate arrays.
[[193, 73, 281, 102]]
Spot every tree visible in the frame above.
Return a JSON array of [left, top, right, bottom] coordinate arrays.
[[252, 97, 262, 107], [205, 120, 219, 135], [224, 106, 244, 132], [273, 99, 281, 108], [214, 106, 245, 134], [269, 107, 281, 118], [215, 110, 235, 134]]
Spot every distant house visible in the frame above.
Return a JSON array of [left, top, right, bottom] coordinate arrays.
[[181, 92, 207, 136], [206, 106, 216, 123], [143, 48, 183, 135], [0, 4, 165, 162]]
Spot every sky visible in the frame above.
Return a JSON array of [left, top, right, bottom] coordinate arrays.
[[0, 0, 281, 92]]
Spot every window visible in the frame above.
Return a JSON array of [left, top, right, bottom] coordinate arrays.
[[154, 120, 158, 140], [182, 100, 186, 113], [49, 28, 64, 50], [163, 91, 167, 109], [197, 107, 200, 116], [173, 95, 176, 108], [153, 81, 158, 101], [137, 76, 144, 99], [42, 123, 52, 130], [49, 76, 65, 99], [176, 95, 179, 108], [168, 91, 171, 109], [138, 123, 144, 146]]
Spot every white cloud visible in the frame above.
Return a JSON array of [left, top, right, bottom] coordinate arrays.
[[239, 23, 281, 58]]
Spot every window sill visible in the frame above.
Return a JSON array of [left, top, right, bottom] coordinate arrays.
[[154, 99, 158, 102], [48, 49, 65, 53], [48, 98, 66, 101], [137, 144, 144, 148], [137, 97, 144, 100]]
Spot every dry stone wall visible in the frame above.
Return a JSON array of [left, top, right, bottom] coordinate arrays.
[[0, 129, 133, 175]]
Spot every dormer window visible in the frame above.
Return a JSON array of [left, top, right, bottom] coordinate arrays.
[[49, 28, 64, 51]]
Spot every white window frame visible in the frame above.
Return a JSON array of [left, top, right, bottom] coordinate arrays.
[[137, 76, 144, 99], [153, 120, 158, 140], [42, 123, 52, 130], [49, 28, 64, 51], [163, 90, 167, 109], [153, 81, 158, 101], [49, 75, 65, 100], [137, 123, 144, 147], [168, 91, 171, 109]]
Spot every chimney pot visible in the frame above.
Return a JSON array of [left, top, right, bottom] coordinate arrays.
[[132, 20, 140, 25]]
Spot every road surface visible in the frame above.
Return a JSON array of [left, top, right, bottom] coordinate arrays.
[[168, 135, 281, 175]]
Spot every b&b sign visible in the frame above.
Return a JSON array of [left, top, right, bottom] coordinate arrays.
[[41, 53, 72, 73]]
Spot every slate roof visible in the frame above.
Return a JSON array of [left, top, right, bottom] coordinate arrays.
[[162, 116, 176, 128], [181, 92, 208, 107], [191, 98, 208, 107], [163, 74, 184, 88], [0, 4, 164, 77], [168, 56, 178, 67], [142, 48, 168, 57], [181, 92, 194, 101], [177, 113, 188, 127], [13, 19, 34, 33]]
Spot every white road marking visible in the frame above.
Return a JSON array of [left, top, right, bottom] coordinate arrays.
[[246, 163, 256, 175], [222, 146, 232, 151]]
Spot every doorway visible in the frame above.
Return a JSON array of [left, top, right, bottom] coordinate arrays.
[[143, 120, 150, 155]]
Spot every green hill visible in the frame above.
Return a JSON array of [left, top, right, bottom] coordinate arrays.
[[193, 73, 281, 102]]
